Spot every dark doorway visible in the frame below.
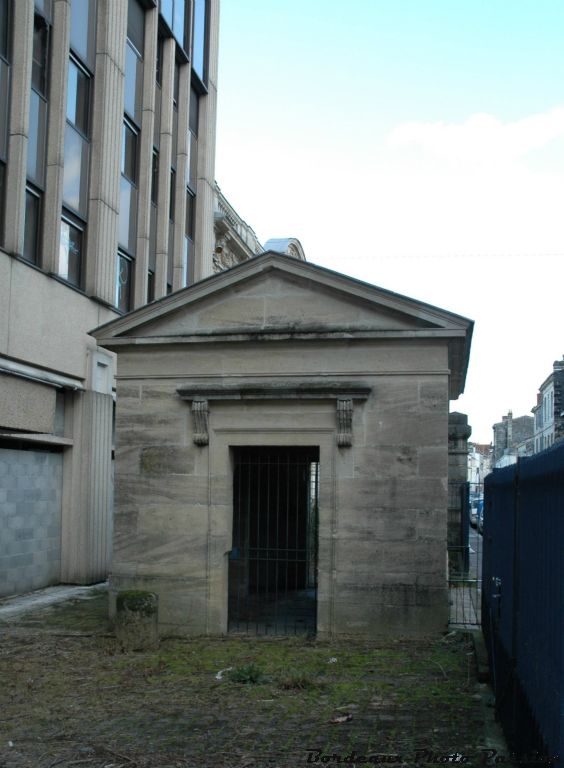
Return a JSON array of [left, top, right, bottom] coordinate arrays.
[[228, 446, 319, 636]]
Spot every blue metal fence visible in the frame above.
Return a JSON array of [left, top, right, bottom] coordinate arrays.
[[482, 442, 564, 767]]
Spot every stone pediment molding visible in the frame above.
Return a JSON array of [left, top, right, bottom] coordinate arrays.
[[177, 381, 371, 448], [91, 252, 473, 398]]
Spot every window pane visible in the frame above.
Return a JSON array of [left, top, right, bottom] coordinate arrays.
[[121, 122, 138, 183], [0, 58, 10, 159], [124, 42, 143, 123], [0, 0, 9, 60], [23, 189, 41, 264], [119, 176, 137, 253], [183, 235, 193, 285], [147, 270, 154, 302], [70, 0, 96, 68], [172, 103, 178, 158], [127, 0, 144, 55], [59, 217, 83, 286], [169, 168, 176, 221], [156, 35, 163, 86], [34, 0, 53, 21], [192, 0, 207, 82], [115, 252, 132, 312], [189, 87, 199, 136], [153, 85, 161, 147], [172, 0, 184, 44], [188, 131, 197, 191], [67, 59, 90, 135], [151, 151, 159, 205], [167, 218, 174, 285], [0, 161, 6, 243], [63, 124, 89, 213], [160, 0, 173, 31], [32, 15, 49, 96], [149, 201, 157, 270], [185, 189, 194, 239], [27, 90, 47, 185]]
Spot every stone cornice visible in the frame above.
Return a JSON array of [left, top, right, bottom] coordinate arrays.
[[177, 382, 371, 402]]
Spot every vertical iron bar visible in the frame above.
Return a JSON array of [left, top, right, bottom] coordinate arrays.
[[294, 458, 300, 634], [255, 452, 261, 635], [274, 451, 280, 634], [284, 450, 290, 634], [265, 453, 270, 634]]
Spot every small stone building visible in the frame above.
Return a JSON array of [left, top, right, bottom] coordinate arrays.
[[92, 253, 473, 638]]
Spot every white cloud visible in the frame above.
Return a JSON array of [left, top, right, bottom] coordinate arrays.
[[388, 108, 564, 167]]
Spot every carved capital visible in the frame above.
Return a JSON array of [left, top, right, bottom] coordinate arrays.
[[336, 398, 353, 447], [192, 399, 209, 446]]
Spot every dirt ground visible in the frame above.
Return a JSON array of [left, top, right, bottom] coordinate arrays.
[[0, 590, 501, 768]]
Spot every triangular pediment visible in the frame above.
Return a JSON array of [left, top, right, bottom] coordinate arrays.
[[91, 253, 473, 397], [92, 252, 471, 341]]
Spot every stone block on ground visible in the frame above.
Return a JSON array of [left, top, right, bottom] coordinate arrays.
[[115, 590, 159, 651]]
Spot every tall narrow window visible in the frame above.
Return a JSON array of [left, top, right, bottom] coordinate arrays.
[[188, 86, 199, 192], [60, 0, 96, 287], [191, 0, 208, 85], [25, 5, 51, 264], [59, 216, 83, 286], [184, 83, 199, 286], [115, 250, 133, 312], [166, 57, 180, 295], [184, 188, 195, 284], [160, 0, 189, 53], [116, 0, 144, 311], [0, 0, 11, 245]]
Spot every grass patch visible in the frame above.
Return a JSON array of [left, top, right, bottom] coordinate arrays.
[[228, 662, 265, 684], [277, 669, 318, 690]]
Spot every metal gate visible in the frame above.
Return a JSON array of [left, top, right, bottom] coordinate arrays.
[[228, 446, 319, 636], [449, 481, 483, 627]]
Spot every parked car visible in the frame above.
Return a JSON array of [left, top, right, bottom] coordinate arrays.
[[477, 498, 484, 533], [469, 496, 482, 528], [470, 500, 478, 528]]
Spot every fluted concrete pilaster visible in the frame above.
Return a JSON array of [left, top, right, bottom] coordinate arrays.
[[85, 0, 127, 305], [154, 36, 175, 298], [3, 0, 34, 257], [42, 0, 71, 274], [193, 0, 219, 282], [132, 6, 158, 308], [172, 62, 190, 291]]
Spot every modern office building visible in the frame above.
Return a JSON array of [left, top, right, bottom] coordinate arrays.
[[0, 0, 219, 597]]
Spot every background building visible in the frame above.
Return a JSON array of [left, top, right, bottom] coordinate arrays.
[[212, 183, 306, 272], [532, 356, 564, 453], [0, 0, 219, 597], [492, 410, 534, 468], [467, 442, 492, 485]]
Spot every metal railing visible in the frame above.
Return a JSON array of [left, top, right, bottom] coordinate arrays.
[[449, 481, 483, 627], [482, 442, 564, 766]]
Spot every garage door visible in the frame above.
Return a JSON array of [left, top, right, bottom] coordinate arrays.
[[0, 447, 63, 598]]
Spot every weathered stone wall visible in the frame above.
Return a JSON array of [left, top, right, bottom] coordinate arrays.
[[109, 338, 450, 637]]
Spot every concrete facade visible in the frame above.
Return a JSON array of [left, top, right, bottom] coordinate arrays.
[[93, 253, 473, 637], [0, 0, 220, 595]]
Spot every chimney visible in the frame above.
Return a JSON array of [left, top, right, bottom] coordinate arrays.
[[507, 410, 513, 447]]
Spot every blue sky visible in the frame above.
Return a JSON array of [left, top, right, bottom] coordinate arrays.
[[215, 1, 564, 443]]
